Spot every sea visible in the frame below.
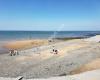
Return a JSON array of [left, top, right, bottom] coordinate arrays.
[[0, 31, 100, 41], [0, 31, 100, 54]]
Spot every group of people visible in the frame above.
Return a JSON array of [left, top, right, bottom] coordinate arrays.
[[9, 46, 58, 56], [51, 46, 59, 54], [9, 49, 19, 56], [48, 39, 59, 54]]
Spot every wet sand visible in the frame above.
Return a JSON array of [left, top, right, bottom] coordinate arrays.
[[3, 39, 48, 50]]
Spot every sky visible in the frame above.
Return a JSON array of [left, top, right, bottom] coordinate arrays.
[[0, 0, 100, 31]]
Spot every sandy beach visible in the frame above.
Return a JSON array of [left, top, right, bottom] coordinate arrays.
[[0, 36, 100, 80], [3, 39, 48, 50]]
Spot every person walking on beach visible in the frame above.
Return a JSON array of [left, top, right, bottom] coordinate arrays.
[[14, 50, 19, 55], [54, 49, 58, 54], [9, 49, 15, 56], [9, 49, 19, 56], [9, 49, 14, 56], [51, 46, 59, 54]]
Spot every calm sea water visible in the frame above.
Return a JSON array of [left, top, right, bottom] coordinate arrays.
[[0, 31, 100, 41], [0, 31, 100, 53]]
